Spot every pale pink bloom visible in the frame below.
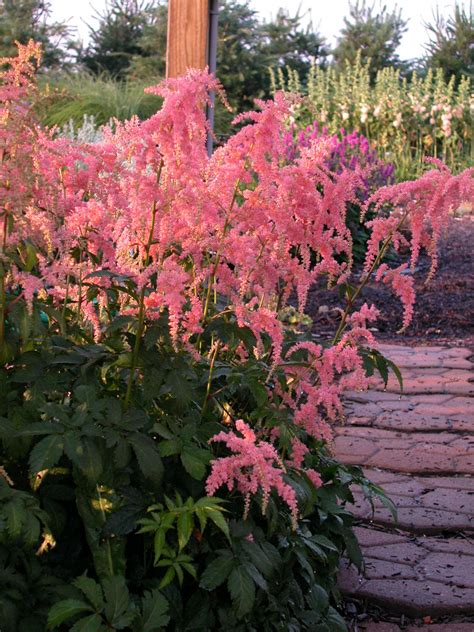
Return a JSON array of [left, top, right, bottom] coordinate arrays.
[[207, 420, 299, 528]]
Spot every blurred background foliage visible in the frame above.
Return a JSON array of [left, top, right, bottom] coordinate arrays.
[[1, 0, 472, 168]]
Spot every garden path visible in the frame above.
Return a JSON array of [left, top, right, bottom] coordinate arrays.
[[335, 343, 474, 626]]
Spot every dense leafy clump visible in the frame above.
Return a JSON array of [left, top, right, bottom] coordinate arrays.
[[0, 42, 472, 631]]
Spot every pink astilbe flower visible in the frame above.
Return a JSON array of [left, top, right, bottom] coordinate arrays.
[[281, 338, 372, 443], [285, 437, 323, 490], [206, 420, 299, 528], [362, 163, 473, 328], [376, 264, 415, 331], [349, 303, 380, 329]]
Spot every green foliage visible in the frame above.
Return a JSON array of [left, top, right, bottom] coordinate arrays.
[[0, 287, 396, 629], [0, 0, 76, 68], [37, 72, 162, 127], [127, 2, 168, 80], [214, 1, 328, 136], [424, 3, 474, 84], [274, 54, 473, 180], [49, 0, 327, 136], [80, 0, 166, 80], [137, 495, 230, 562], [48, 575, 170, 631], [333, 0, 409, 81]]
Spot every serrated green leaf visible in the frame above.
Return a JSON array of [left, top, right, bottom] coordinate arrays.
[[3, 498, 24, 539], [227, 566, 255, 618], [105, 315, 134, 335], [344, 529, 363, 570], [375, 353, 389, 386], [175, 564, 184, 585], [181, 561, 197, 579], [387, 359, 403, 392], [129, 434, 163, 488], [70, 613, 104, 632], [295, 548, 315, 581], [152, 423, 174, 440], [29, 435, 64, 475], [102, 576, 131, 626], [159, 566, 175, 589], [243, 562, 268, 591], [47, 599, 93, 629], [18, 422, 63, 436], [205, 507, 230, 542], [153, 528, 166, 565], [113, 439, 131, 469], [180, 446, 210, 480], [141, 589, 170, 631], [200, 556, 235, 590], [240, 540, 277, 577], [326, 607, 348, 631], [310, 534, 339, 552], [177, 511, 193, 551], [302, 538, 327, 562], [65, 436, 103, 482], [73, 574, 104, 610], [306, 584, 329, 612], [194, 496, 227, 508], [194, 506, 208, 532], [0, 416, 16, 438], [22, 512, 41, 546]]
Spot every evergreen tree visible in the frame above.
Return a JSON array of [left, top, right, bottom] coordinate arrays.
[[127, 2, 167, 79], [259, 8, 328, 79], [215, 1, 328, 132], [0, 0, 74, 68], [424, 3, 473, 83], [333, 1, 408, 81], [81, 0, 164, 79], [78, 0, 328, 134], [215, 0, 266, 110]]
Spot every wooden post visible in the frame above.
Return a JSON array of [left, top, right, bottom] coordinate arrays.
[[166, 0, 210, 78]]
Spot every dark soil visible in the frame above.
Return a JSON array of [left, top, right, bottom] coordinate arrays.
[[305, 214, 474, 346]]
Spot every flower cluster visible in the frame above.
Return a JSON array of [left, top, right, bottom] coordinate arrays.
[[1, 43, 473, 527], [207, 420, 299, 527]]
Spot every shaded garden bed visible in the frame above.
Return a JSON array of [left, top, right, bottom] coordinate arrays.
[[306, 214, 474, 346]]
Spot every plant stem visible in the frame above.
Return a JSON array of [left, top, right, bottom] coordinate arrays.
[[96, 484, 115, 577], [198, 178, 241, 351], [0, 212, 9, 357], [60, 275, 70, 336], [124, 161, 163, 409], [332, 208, 409, 345], [201, 339, 220, 416]]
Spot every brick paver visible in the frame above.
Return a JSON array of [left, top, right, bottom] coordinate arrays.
[[335, 344, 474, 618]]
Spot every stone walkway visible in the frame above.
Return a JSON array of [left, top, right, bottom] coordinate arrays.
[[335, 344, 474, 624]]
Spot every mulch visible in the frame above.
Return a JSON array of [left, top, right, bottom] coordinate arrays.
[[305, 214, 474, 347]]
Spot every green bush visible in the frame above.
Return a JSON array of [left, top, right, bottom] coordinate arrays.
[[0, 309, 391, 631]]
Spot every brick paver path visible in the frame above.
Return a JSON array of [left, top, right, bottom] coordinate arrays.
[[336, 344, 474, 619]]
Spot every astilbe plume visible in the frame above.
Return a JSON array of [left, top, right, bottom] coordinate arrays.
[[1, 44, 473, 526], [206, 420, 299, 528], [363, 159, 473, 330], [0, 41, 42, 246]]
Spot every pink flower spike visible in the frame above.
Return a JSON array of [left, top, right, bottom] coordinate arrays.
[[206, 420, 299, 528]]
